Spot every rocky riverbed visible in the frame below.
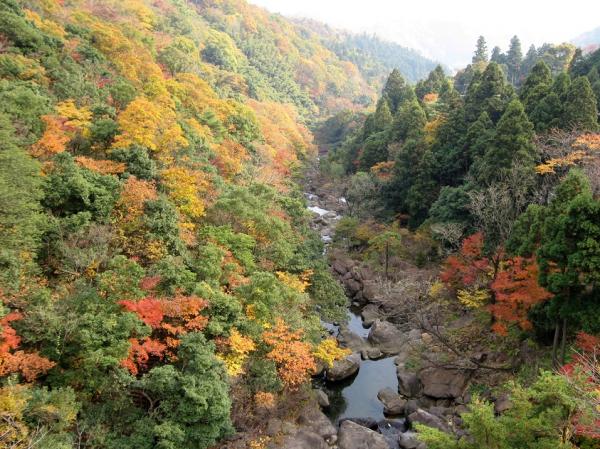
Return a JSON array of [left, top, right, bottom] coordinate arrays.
[[267, 180, 473, 449]]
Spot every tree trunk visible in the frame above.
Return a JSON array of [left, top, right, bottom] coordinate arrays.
[[560, 318, 567, 365], [552, 321, 560, 368]]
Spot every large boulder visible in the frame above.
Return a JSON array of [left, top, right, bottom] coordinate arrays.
[[408, 408, 450, 433], [337, 328, 368, 352], [326, 353, 361, 381], [398, 432, 423, 449], [377, 388, 407, 415], [361, 304, 381, 327], [338, 420, 390, 449], [418, 368, 469, 399], [276, 430, 329, 449], [344, 278, 363, 296], [296, 406, 337, 442], [368, 320, 406, 355], [362, 281, 379, 302], [397, 368, 422, 398]]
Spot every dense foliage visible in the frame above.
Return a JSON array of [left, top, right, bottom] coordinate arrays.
[[0, 0, 400, 447]]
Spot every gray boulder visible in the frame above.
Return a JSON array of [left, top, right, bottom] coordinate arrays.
[[368, 320, 406, 355], [276, 430, 329, 449], [362, 281, 379, 302], [326, 353, 360, 381], [398, 432, 422, 449], [297, 406, 337, 441], [315, 389, 330, 408], [408, 408, 450, 433], [338, 420, 390, 449], [377, 387, 407, 415], [397, 368, 422, 398], [361, 304, 381, 327], [418, 368, 469, 399]]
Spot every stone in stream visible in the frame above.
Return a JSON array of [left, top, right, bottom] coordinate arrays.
[[361, 303, 381, 327], [368, 319, 407, 356], [397, 367, 422, 398], [296, 406, 337, 442], [418, 367, 470, 399], [398, 432, 424, 449], [326, 352, 361, 381], [337, 327, 368, 352], [407, 408, 451, 433], [377, 387, 407, 415], [315, 389, 330, 408], [338, 420, 390, 449], [274, 430, 329, 449]]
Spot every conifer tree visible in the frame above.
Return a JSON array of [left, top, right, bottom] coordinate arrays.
[[381, 69, 415, 114], [472, 36, 488, 64], [389, 99, 426, 143], [474, 99, 535, 184], [506, 35, 523, 85], [490, 46, 505, 64], [465, 62, 513, 123], [520, 60, 552, 107], [562, 76, 598, 131]]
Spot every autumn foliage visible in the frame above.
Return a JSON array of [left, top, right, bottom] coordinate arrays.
[[489, 257, 553, 335], [440, 232, 490, 290], [119, 293, 209, 375], [0, 312, 55, 381], [262, 319, 316, 389]]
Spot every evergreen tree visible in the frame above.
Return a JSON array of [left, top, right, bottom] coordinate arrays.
[[490, 46, 505, 64], [406, 148, 439, 229], [389, 99, 426, 143], [464, 111, 495, 164], [506, 35, 523, 85], [381, 69, 415, 114], [465, 62, 513, 123], [472, 36, 488, 64], [521, 44, 538, 76], [552, 72, 571, 101], [357, 131, 389, 170], [530, 91, 562, 132], [520, 60, 552, 106], [415, 65, 448, 100], [473, 99, 535, 184], [562, 76, 599, 131], [373, 98, 393, 131]]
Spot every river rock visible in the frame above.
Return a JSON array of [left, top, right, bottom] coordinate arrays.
[[340, 417, 378, 430], [344, 278, 362, 296], [407, 329, 422, 341], [315, 389, 330, 408], [275, 430, 329, 449], [407, 408, 450, 433], [332, 259, 351, 275], [418, 368, 469, 399], [337, 327, 367, 352], [398, 432, 422, 449], [297, 406, 337, 441], [362, 281, 379, 302], [397, 369, 422, 398], [361, 304, 381, 327], [338, 420, 390, 449], [377, 387, 407, 415], [368, 320, 406, 355], [326, 353, 360, 381], [494, 394, 512, 414]]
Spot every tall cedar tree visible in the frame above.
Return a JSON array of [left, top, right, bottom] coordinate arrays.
[[562, 76, 599, 131]]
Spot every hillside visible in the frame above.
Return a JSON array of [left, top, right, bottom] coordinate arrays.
[[294, 19, 441, 85], [2, 1, 600, 448], [0, 0, 383, 447]]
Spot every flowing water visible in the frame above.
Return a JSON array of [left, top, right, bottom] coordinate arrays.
[[307, 192, 402, 424]]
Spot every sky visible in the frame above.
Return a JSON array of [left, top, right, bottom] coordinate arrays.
[[248, 0, 600, 69]]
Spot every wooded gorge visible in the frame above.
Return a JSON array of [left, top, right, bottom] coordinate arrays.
[[1, 0, 600, 448]]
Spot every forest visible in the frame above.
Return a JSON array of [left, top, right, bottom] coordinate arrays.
[[0, 0, 599, 448]]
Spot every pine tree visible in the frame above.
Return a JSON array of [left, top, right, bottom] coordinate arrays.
[[472, 36, 488, 64], [563, 76, 599, 131], [465, 111, 494, 164], [474, 99, 534, 184], [490, 46, 505, 64], [520, 61, 552, 105], [389, 99, 426, 143], [506, 35, 523, 86], [521, 44, 538, 76], [373, 98, 393, 131], [381, 69, 415, 114], [465, 62, 513, 123], [530, 91, 562, 132]]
